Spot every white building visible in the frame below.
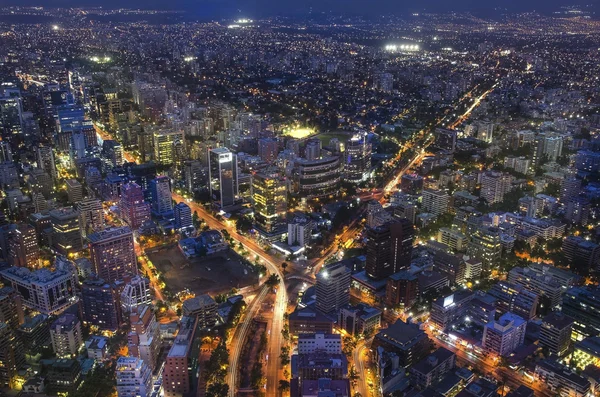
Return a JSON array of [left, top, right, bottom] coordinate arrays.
[[480, 171, 513, 205], [50, 313, 83, 358], [288, 216, 313, 247], [297, 333, 342, 355], [77, 198, 105, 238], [482, 312, 527, 356], [121, 276, 152, 313], [116, 356, 153, 397], [422, 189, 449, 217]]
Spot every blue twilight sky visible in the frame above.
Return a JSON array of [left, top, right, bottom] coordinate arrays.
[[5, 0, 592, 17]]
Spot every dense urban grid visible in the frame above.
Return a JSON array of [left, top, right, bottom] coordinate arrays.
[[0, 4, 600, 397]]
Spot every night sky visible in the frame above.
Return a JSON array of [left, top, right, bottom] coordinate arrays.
[[4, 0, 590, 17]]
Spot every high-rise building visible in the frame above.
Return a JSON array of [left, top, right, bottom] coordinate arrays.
[[435, 128, 457, 152], [540, 312, 573, 357], [7, 224, 39, 268], [258, 137, 280, 163], [315, 261, 351, 315], [150, 176, 173, 216], [81, 278, 122, 331], [77, 198, 104, 238], [50, 207, 84, 254], [116, 356, 153, 397], [466, 226, 502, 271], [128, 304, 161, 371], [508, 265, 575, 308], [36, 145, 57, 180], [373, 72, 393, 93], [0, 322, 25, 389], [293, 156, 341, 198], [562, 236, 600, 272], [252, 172, 287, 238], [50, 313, 83, 358], [102, 140, 124, 168], [372, 320, 431, 368], [181, 295, 218, 329], [65, 179, 83, 204], [120, 275, 152, 314], [437, 227, 468, 252], [0, 287, 24, 331], [488, 281, 538, 320], [183, 160, 204, 192], [482, 312, 527, 357], [422, 189, 450, 217], [480, 171, 513, 205], [287, 215, 313, 248], [208, 147, 238, 209], [345, 133, 372, 183], [0, 263, 78, 315], [386, 271, 419, 308], [562, 286, 600, 340], [535, 360, 590, 397], [366, 219, 414, 280], [561, 177, 581, 203], [120, 182, 151, 230], [153, 129, 185, 165], [0, 141, 12, 162], [89, 227, 137, 283], [163, 316, 200, 397], [173, 202, 193, 231]]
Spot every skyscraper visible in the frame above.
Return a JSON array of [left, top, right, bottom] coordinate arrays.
[[120, 182, 151, 230], [50, 207, 84, 255], [173, 202, 193, 231], [89, 227, 137, 283], [0, 322, 25, 389], [0, 141, 12, 162], [252, 171, 287, 238], [316, 261, 351, 315], [345, 133, 372, 183], [153, 129, 185, 165], [366, 219, 414, 280], [77, 198, 105, 239], [208, 147, 238, 209], [81, 278, 122, 331], [7, 224, 39, 268], [128, 304, 161, 372], [150, 176, 173, 216]]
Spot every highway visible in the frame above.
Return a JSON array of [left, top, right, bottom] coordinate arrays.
[[227, 285, 269, 397]]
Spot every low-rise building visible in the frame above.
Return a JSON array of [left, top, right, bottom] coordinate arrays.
[[535, 359, 590, 397], [297, 333, 342, 355], [338, 304, 382, 336], [410, 347, 456, 389]]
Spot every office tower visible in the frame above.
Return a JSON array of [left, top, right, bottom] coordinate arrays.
[[81, 278, 122, 331], [316, 261, 351, 315], [173, 202, 193, 231], [0, 287, 24, 330], [120, 183, 151, 230], [89, 227, 137, 283], [116, 356, 153, 397], [120, 275, 152, 314], [562, 236, 600, 272], [466, 226, 502, 271], [208, 147, 238, 209], [163, 316, 200, 397], [150, 176, 173, 216], [258, 137, 280, 162], [183, 160, 203, 192], [488, 281, 538, 320], [36, 145, 58, 180], [372, 320, 430, 368], [435, 128, 457, 152], [0, 322, 25, 389], [304, 138, 322, 160], [288, 215, 313, 247], [482, 312, 527, 356], [8, 224, 39, 268], [373, 71, 393, 93], [366, 219, 414, 280], [50, 207, 84, 254], [293, 156, 342, 198], [422, 189, 450, 217], [182, 295, 218, 329], [0, 264, 78, 315], [102, 140, 124, 168], [561, 177, 581, 203], [386, 271, 418, 308], [480, 171, 514, 205], [0, 141, 12, 162], [50, 313, 83, 358], [252, 172, 287, 238], [345, 133, 372, 183], [563, 287, 600, 340], [153, 129, 185, 165], [77, 198, 104, 238], [540, 312, 573, 357], [128, 305, 161, 371]]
